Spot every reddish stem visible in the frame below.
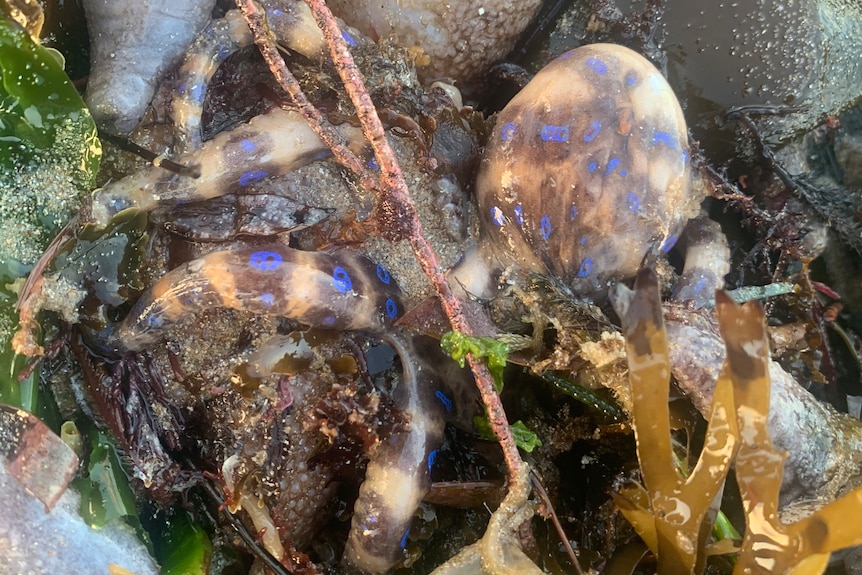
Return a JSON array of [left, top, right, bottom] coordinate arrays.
[[236, 0, 525, 485]]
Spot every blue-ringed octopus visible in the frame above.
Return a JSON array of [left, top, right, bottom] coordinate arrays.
[[76, 36, 703, 572]]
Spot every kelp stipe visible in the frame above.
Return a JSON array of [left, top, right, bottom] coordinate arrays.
[[613, 269, 862, 575], [611, 269, 738, 575]]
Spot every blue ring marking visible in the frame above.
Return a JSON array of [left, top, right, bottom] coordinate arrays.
[[570, 205, 578, 220], [588, 161, 598, 173], [217, 44, 231, 61], [259, 292, 276, 307], [500, 122, 517, 141], [240, 139, 256, 152], [110, 197, 132, 212], [626, 192, 640, 212], [427, 449, 438, 474], [367, 156, 380, 170], [190, 83, 205, 103], [385, 298, 398, 319], [541, 124, 569, 142], [555, 49, 576, 61], [146, 314, 164, 328], [249, 251, 284, 271], [577, 258, 593, 278], [586, 56, 607, 75], [682, 149, 689, 164], [693, 277, 707, 294], [376, 264, 391, 284], [583, 119, 601, 142], [626, 72, 638, 85], [267, 7, 284, 17], [620, 168, 628, 177], [651, 130, 677, 148], [341, 30, 357, 46], [581, 235, 588, 245], [540, 215, 552, 239], [605, 157, 620, 175], [435, 389, 453, 412], [660, 235, 678, 253], [332, 266, 353, 293], [491, 206, 504, 226], [514, 204, 524, 226], [400, 526, 411, 550], [239, 169, 269, 186], [176, 81, 187, 95], [322, 315, 337, 327]]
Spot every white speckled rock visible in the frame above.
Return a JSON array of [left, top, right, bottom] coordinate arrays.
[[327, 0, 542, 86]]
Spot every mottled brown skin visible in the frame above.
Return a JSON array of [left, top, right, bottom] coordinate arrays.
[[474, 44, 699, 299]]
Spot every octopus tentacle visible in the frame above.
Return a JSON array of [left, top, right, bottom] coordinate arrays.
[[110, 245, 401, 352], [108, 242, 472, 573], [171, 3, 341, 153], [90, 107, 365, 227]]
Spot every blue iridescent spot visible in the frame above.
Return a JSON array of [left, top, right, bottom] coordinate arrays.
[[555, 49, 576, 60], [586, 56, 607, 75], [240, 139, 256, 152], [581, 236, 588, 245], [541, 124, 569, 142], [400, 527, 411, 550], [367, 156, 379, 170], [626, 72, 638, 85], [626, 192, 640, 212], [620, 169, 628, 176], [190, 83, 204, 103], [651, 130, 677, 148], [588, 161, 598, 173], [341, 30, 357, 46], [491, 206, 504, 226], [217, 44, 231, 61], [682, 149, 689, 164], [249, 251, 283, 271], [540, 215, 552, 239], [660, 235, 678, 253], [427, 449, 438, 473], [322, 315, 337, 327], [385, 298, 398, 318], [693, 277, 707, 293], [435, 389, 453, 412], [267, 7, 284, 16], [146, 314, 164, 328], [332, 266, 352, 293], [176, 81, 187, 95], [570, 205, 578, 220], [259, 292, 275, 307], [514, 204, 524, 225], [239, 169, 269, 186], [500, 122, 517, 141], [583, 119, 601, 142], [577, 258, 593, 277], [605, 157, 620, 175], [376, 264, 391, 284]]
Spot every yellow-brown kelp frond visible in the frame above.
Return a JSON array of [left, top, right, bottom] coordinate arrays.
[[611, 269, 739, 575], [716, 293, 862, 575]]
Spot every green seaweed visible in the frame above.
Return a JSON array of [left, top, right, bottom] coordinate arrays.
[[441, 331, 541, 452], [0, 15, 100, 406]]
